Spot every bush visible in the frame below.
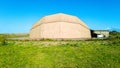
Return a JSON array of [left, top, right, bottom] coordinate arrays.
[[0, 34, 7, 45]]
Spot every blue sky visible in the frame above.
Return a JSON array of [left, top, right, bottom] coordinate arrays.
[[0, 0, 120, 33]]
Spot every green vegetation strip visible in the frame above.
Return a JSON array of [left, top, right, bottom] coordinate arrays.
[[0, 40, 120, 68]]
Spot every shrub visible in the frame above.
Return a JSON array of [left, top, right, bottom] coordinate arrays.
[[0, 34, 7, 46]]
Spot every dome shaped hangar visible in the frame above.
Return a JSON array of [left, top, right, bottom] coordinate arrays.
[[30, 13, 91, 40]]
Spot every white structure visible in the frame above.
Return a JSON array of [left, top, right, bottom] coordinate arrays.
[[97, 34, 104, 38]]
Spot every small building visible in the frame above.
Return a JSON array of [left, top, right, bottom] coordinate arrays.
[[91, 30, 109, 38]]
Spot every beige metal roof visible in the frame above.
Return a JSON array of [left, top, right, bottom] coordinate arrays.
[[32, 13, 89, 29]]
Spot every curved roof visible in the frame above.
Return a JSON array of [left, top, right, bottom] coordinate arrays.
[[32, 13, 89, 29]]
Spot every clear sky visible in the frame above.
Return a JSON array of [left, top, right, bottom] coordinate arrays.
[[0, 0, 120, 33]]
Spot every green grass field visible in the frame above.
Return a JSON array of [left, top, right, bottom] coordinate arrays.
[[0, 31, 120, 68], [0, 40, 120, 68]]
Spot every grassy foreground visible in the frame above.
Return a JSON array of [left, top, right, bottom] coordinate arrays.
[[0, 31, 120, 68], [0, 40, 120, 68]]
